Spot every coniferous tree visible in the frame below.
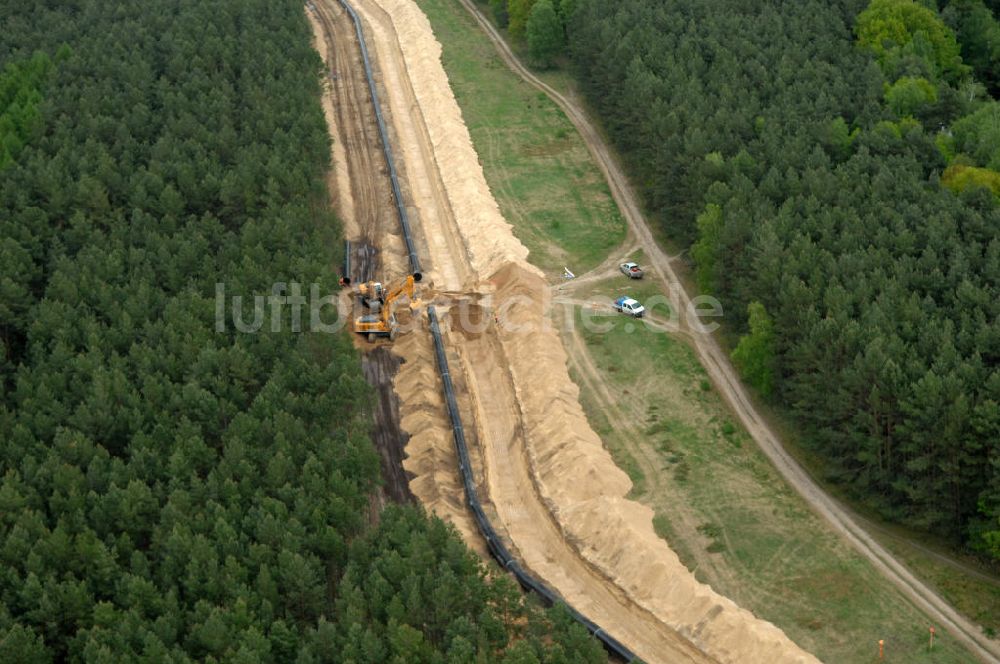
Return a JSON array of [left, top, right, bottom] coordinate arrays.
[[526, 0, 564, 68], [0, 0, 609, 657], [565, 0, 1000, 551]]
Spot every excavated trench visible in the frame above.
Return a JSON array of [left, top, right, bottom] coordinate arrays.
[[311, 0, 416, 511], [360, 348, 414, 505], [351, 239, 414, 506]]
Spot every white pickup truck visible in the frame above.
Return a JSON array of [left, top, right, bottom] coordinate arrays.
[[613, 296, 646, 318]]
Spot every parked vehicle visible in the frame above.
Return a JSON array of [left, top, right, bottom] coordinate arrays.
[[619, 262, 644, 279], [613, 296, 646, 317]]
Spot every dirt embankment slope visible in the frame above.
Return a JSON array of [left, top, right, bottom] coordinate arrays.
[[312, 0, 820, 661], [488, 263, 816, 664]]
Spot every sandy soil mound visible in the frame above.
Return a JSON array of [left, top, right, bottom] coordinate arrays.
[[490, 263, 818, 664], [393, 326, 483, 549], [490, 263, 633, 506], [309, 0, 481, 548]]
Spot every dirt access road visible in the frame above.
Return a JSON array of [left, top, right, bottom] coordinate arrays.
[[454, 0, 1000, 661]]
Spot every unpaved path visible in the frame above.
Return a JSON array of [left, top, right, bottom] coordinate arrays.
[[554, 303, 738, 592], [309, 0, 482, 550], [311, 0, 837, 660], [559, 236, 639, 288], [308, 0, 406, 267], [453, 1, 1000, 661]]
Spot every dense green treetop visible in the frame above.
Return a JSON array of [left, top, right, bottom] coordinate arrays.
[[857, 0, 969, 81], [0, 51, 54, 170], [943, 0, 1000, 93], [565, 0, 1000, 554], [950, 100, 1000, 168], [527, 0, 565, 68], [0, 0, 605, 659]]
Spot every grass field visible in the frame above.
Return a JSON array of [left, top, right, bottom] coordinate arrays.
[[566, 301, 973, 663], [416, 0, 994, 660], [769, 411, 1000, 639], [416, 0, 625, 278], [587, 278, 668, 311]]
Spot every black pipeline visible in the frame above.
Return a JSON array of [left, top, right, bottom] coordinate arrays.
[[337, 0, 422, 279], [427, 306, 636, 662]]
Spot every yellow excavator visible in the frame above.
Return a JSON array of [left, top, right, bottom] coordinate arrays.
[[352, 273, 422, 342]]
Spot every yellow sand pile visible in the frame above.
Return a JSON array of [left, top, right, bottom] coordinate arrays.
[[490, 263, 818, 663]]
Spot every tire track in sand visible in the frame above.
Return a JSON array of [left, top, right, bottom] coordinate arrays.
[[457, 314, 713, 664], [333, 1, 717, 659], [308, 0, 483, 549]]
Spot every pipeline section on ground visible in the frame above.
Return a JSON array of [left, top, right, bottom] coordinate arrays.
[[335, 0, 422, 276]]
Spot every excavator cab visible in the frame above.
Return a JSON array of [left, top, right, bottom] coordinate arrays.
[[356, 280, 386, 311]]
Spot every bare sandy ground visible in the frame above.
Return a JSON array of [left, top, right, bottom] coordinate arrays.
[[308, 15, 357, 239], [310, 0, 820, 661]]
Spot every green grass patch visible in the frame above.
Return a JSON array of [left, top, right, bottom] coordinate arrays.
[[565, 360, 646, 498], [878, 535, 1000, 637], [652, 513, 674, 541], [566, 309, 977, 663], [752, 387, 1000, 640], [417, 1, 993, 658], [585, 276, 672, 317], [577, 308, 700, 381], [416, 0, 625, 277]]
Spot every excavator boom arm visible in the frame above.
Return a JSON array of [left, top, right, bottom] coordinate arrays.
[[384, 275, 415, 304], [352, 274, 420, 339]]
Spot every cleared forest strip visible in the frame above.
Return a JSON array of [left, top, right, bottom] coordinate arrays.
[[554, 285, 978, 663], [307, 0, 483, 550]]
